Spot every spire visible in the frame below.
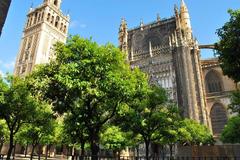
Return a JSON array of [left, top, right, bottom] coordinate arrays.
[[174, 5, 181, 29], [119, 18, 128, 53], [181, 0, 186, 7], [179, 0, 192, 40]]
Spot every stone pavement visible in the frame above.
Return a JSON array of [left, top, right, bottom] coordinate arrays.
[[1, 154, 69, 160]]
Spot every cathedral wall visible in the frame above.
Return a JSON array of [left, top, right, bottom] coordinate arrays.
[[201, 62, 237, 136], [127, 18, 178, 100], [203, 67, 236, 92]]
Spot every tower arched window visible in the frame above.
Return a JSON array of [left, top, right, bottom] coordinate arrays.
[[34, 12, 38, 24], [205, 70, 223, 93], [51, 16, 54, 24], [41, 12, 44, 21], [47, 13, 51, 22], [55, 16, 60, 28], [26, 18, 30, 27], [29, 17, 33, 26], [63, 25, 66, 33], [54, 0, 58, 6], [60, 22, 63, 31], [38, 13, 41, 22], [210, 103, 228, 135]]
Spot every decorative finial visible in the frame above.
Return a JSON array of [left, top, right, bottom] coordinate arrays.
[[121, 17, 126, 24], [181, 0, 186, 6], [140, 19, 144, 30], [157, 13, 161, 21], [29, 1, 34, 11], [174, 4, 179, 15]]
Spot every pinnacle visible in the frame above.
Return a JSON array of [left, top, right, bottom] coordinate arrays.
[[181, 0, 186, 6]]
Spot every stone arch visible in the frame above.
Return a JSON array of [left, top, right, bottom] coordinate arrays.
[[47, 13, 51, 22], [33, 12, 38, 24], [205, 69, 224, 93], [210, 103, 228, 135], [54, 0, 58, 6], [55, 16, 60, 28], [51, 15, 54, 24]]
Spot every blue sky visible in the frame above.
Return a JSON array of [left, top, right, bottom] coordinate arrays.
[[0, 0, 239, 75]]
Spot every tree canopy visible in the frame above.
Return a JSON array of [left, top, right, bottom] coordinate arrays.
[[215, 9, 240, 82], [0, 76, 41, 160], [221, 116, 240, 143], [28, 35, 149, 158], [228, 90, 240, 115]]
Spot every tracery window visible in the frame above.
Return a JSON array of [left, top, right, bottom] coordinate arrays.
[[205, 70, 223, 93], [210, 103, 228, 135]]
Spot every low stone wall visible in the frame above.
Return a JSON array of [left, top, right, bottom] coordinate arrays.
[[177, 145, 240, 157]]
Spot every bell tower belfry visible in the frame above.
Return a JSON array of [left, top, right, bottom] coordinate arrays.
[[14, 0, 69, 76]]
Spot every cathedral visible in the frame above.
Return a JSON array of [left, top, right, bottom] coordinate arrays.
[[13, 0, 237, 137], [118, 0, 237, 137]]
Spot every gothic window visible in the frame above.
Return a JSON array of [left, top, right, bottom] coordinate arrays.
[[24, 51, 29, 61], [34, 12, 38, 24], [54, 0, 58, 6], [41, 12, 44, 21], [26, 18, 30, 27], [210, 103, 228, 135], [60, 22, 63, 31], [63, 25, 66, 33], [55, 16, 60, 28], [38, 13, 41, 22], [205, 70, 223, 93], [47, 13, 51, 22], [29, 17, 33, 26], [51, 15, 54, 24], [21, 65, 26, 74]]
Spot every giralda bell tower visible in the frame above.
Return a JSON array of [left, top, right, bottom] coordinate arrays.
[[14, 0, 70, 76]]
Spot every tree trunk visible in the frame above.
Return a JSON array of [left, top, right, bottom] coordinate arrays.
[[0, 142, 3, 154], [145, 140, 150, 160], [60, 144, 64, 160], [169, 144, 174, 160], [6, 131, 14, 160], [89, 128, 100, 160], [71, 146, 75, 160], [12, 141, 17, 160], [90, 141, 99, 160], [25, 144, 29, 157], [169, 144, 172, 160], [136, 145, 139, 160], [80, 142, 85, 160], [38, 145, 41, 160], [30, 144, 36, 160], [45, 145, 49, 160]]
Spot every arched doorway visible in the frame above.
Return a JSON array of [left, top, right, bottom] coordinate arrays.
[[210, 103, 228, 135]]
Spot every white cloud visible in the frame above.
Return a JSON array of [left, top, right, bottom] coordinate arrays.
[[69, 20, 87, 29], [79, 24, 87, 28], [3, 61, 15, 69], [0, 59, 15, 74], [70, 20, 79, 28]]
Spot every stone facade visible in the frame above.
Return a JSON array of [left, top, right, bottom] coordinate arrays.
[[14, 0, 70, 76], [119, 0, 236, 135], [0, 0, 12, 36], [201, 58, 236, 136]]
